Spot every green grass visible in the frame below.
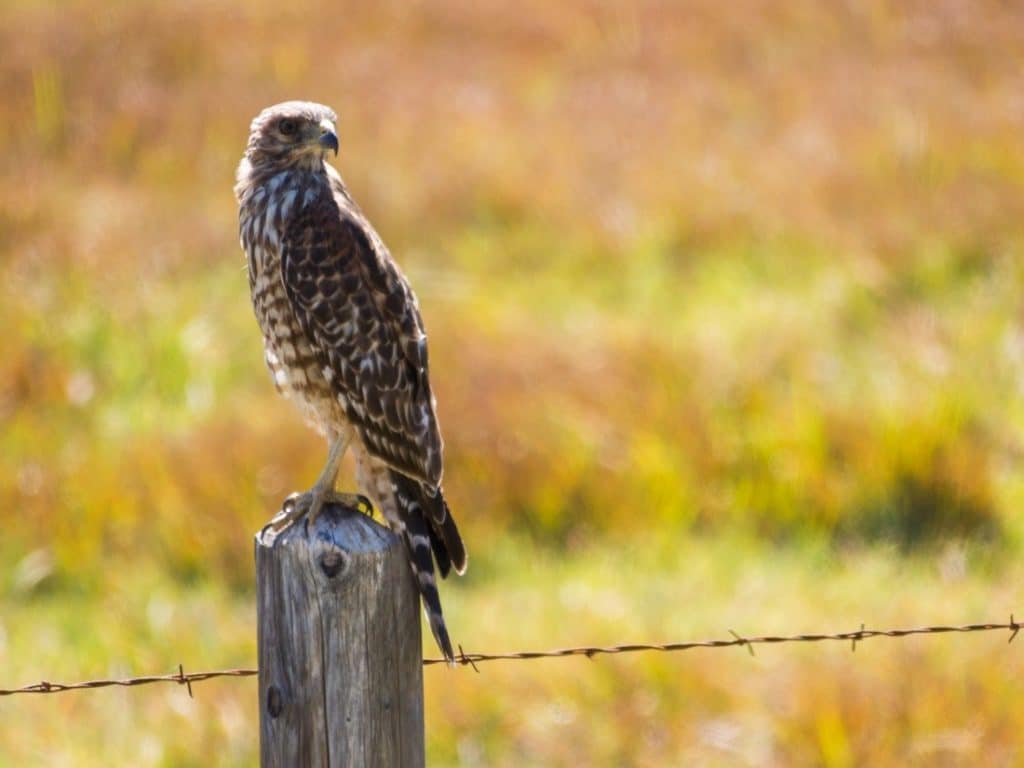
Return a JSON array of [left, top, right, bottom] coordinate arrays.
[[2, 536, 1020, 766]]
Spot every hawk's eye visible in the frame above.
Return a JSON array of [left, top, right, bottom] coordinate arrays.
[[278, 119, 299, 136]]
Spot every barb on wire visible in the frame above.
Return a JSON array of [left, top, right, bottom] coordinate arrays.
[[0, 616, 1018, 696], [728, 629, 755, 657]]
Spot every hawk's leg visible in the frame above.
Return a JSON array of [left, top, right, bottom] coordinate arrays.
[[261, 431, 373, 537]]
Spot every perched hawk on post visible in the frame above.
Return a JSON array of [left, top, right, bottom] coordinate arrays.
[[235, 101, 466, 661]]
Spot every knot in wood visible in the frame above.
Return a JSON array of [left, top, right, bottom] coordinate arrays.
[[266, 685, 283, 718], [319, 549, 349, 579]]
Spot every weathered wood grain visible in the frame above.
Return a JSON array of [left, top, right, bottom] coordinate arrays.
[[256, 503, 424, 767]]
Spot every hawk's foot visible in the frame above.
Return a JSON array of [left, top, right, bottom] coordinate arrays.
[[326, 492, 375, 518], [261, 490, 376, 542]]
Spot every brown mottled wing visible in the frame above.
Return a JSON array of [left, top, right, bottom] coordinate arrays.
[[280, 185, 443, 486]]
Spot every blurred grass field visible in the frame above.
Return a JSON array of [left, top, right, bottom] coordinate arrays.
[[2, 0, 1024, 765]]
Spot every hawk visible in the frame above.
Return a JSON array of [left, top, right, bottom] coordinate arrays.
[[235, 101, 466, 661]]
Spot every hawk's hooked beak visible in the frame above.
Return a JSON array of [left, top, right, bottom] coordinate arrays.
[[318, 120, 339, 156]]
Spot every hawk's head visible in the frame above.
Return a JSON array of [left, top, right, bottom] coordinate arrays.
[[243, 101, 339, 171]]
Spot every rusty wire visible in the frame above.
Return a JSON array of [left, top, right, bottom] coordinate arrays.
[[1, 615, 1017, 696], [0, 666, 258, 697], [428, 615, 1021, 667]]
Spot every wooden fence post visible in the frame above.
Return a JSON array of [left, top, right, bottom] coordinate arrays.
[[255, 502, 425, 767]]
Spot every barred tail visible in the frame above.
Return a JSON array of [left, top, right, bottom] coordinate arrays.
[[389, 470, 467, 662]]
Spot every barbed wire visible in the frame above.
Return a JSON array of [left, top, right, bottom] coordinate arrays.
[[0, 665, 257, 697], [1, 616, 1017, 696], [428, 615, 1020, 669]]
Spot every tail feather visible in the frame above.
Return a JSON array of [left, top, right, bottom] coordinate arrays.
[[427, 519, 452, 579], [423, 486, 467, 576], [402, 508, 455, 660], [389, 471, 467, 661]]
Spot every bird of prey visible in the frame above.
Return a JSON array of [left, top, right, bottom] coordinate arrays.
[[235, 101, 466, 661]]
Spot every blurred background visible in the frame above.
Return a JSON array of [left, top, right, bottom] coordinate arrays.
[[3, 0, 1024, 764]]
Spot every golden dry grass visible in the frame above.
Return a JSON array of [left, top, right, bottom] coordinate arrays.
[[2, 0, 1024, 765]]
